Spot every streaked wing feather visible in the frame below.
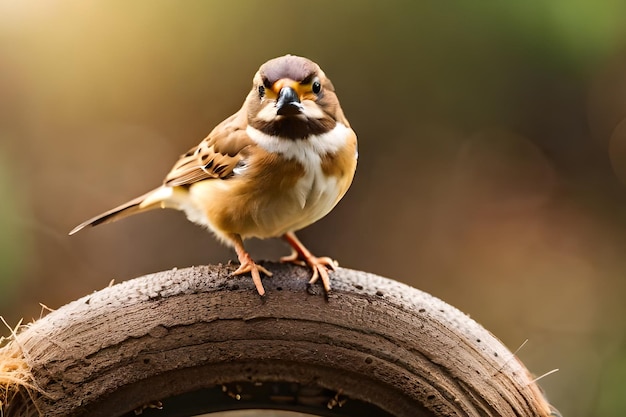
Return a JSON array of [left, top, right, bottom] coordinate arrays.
[[164, 113, 253, 187]]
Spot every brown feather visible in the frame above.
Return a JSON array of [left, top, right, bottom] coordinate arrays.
[[69, 189, 160, 235], [164, 113, 254, 187], [259, 55, 319, 85]]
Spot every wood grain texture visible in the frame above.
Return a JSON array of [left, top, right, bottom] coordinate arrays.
[[2, 263, 558, 417]]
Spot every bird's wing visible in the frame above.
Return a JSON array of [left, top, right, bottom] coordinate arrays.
[[164, 113, 255, 187]]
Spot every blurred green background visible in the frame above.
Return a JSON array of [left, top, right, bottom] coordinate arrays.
[[2, 1, 626, 415]]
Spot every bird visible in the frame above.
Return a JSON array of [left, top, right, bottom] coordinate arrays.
[[70, 54, 358, 296]]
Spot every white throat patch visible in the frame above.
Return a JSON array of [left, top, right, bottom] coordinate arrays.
[[246, 122, 350, 165]]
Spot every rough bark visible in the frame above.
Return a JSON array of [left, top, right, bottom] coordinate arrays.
[[1, 263, 559, 417]]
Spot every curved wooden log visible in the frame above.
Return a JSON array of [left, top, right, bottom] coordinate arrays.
[[0, 263, 559, 417]]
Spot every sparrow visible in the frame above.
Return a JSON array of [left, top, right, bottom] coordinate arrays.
[[70, 54, 358, 296]]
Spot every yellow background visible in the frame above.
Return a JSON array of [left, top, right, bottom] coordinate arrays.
[[2, 2, 626, 416]]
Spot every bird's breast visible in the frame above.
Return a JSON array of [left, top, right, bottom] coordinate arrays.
[[186, 123, 357, 240]]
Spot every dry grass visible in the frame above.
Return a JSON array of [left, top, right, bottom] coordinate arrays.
[[0, 317, 40, 417]]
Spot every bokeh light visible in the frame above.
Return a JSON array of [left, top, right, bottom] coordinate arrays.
[[1, 2, 626, 416]]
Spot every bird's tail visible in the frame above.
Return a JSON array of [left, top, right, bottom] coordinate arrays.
[[69, 186, 181, 235]]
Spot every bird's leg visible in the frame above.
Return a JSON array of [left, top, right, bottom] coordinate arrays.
[[279, 248, 306, 266], [281, 231, 336, 292], [229, 233, 272, 296]]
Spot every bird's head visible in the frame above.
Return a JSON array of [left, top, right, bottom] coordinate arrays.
[[246, 55, 348, 139]]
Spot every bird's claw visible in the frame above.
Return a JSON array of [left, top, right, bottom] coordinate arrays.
[[307, 256, 337, 293], [280, 249, 306, 266], [232, 260, 273, 296], [283, 253, 337, 293]]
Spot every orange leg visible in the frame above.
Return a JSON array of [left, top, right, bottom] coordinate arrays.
[[281, 231, 337, 292], [229, 233, 272, 296]]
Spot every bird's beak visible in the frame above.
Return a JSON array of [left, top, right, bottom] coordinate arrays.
[[274, 80, 304, 116]]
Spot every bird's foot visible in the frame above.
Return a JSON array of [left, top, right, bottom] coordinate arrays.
[[281, 251, 337, 293], [280, 249, 306, 266], [232, 256, 273, 296]]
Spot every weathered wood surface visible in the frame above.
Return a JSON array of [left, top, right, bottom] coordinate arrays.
[[2, 263, 558, 417]]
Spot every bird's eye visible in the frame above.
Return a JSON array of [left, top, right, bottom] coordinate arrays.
[[312, 80, 321, 94], [258, 85, 265, 98]]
